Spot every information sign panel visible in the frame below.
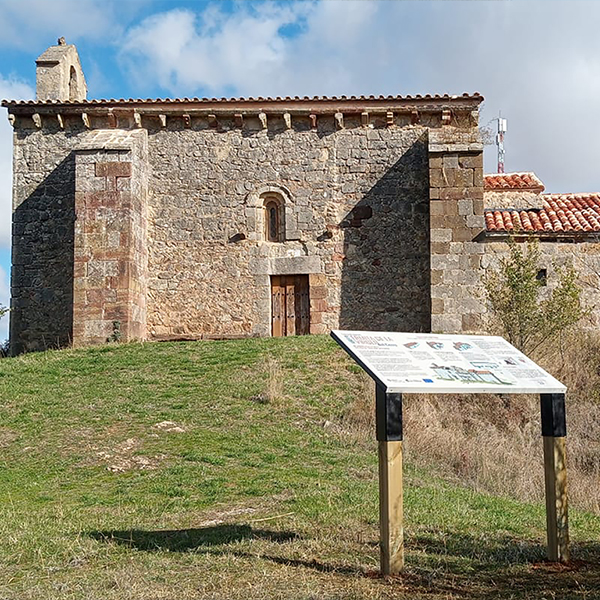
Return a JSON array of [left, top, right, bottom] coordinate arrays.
[[332, 330, 565, 394]]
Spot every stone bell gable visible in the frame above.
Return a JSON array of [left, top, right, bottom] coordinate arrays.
[[5, 42, 486, 354], [36, 37, 87, 102]]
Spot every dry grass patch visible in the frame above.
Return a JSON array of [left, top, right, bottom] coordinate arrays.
[[333, 330, 600, 515]]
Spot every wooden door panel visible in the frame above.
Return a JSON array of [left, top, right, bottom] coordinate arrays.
[[296, 275, 310, 335], [271, 276, 284, 337], [271, 275, 310, 337], [285, 278, 296, 336]]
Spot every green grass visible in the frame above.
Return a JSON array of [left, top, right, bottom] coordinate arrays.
[[0, 335, 599, 599]]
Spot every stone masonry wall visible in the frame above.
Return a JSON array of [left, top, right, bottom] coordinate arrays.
[[481, 239, 600, 330], [9, 106, 480, 351], [428, 127, 486, 333], [484, 189, 544, 210], [72, 130, 148, 345], [10, 127, 79, 354], [9, 121, 149, 352], [145, 113, 433, 339]]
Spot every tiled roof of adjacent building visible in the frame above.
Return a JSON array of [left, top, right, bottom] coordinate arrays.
[[484, 172, 545, 192], [485, 194, 600, 234]]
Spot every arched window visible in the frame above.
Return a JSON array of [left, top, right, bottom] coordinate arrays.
[[263, 194, 285, 242], [69, 66, 78, 102]]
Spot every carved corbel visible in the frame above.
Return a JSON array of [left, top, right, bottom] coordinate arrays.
[[82, 113, 90, 128], [258, 112, 267, 129], [7, 114, 15, 127], [442, 109, 451, 125], [283, 113, 292, 129], [386, 111, 394, 126], [208, 114, 217, 128], [234, 113, 243, 128], [411, 110, 420, 124], [335, 112, 344, 129], [361, 111, 370, 127], [107, 110, 117, 128], [182, 114, 191, 128], [57, 114, 65, 129], [159, 114, 167, 128], [32, 113, 42, 128], [309, 114, 317, 129], [133, 111, 142, 128]]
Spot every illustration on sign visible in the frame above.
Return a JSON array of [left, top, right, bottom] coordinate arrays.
[[331, 330, 566, 394]]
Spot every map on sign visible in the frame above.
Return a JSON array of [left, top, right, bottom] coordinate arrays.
[[331, 330, 566, 394]]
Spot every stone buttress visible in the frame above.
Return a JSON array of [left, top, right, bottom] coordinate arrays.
[[73, 130, 149, 345]]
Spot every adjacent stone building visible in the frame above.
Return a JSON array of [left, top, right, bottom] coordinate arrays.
[[4, 41, 600, 354]]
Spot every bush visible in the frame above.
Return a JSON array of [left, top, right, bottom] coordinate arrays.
[[484, 238, 586, 355]]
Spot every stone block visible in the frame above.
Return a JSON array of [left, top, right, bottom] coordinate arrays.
[[462, 313, 483, 332], [429, 168, 446, 187], [310, 286, 327, 299], [452, 227, 474, 242], [458, 153, 483, 169], [466, 215, 485, 229], [431, 313, 462, 334], [95, 161, 132, 178], [430, 200, 445, 216], [431, 242, 450, 255], [439, 187, 466, 200], [458, 198, 473, 216], [431, 298, 444, 315], [430, 228, 452, 242], [442, 155, 459, 169], [430, 269, 443, 285], [310, 323, 328, 335], [464, 187, 484, 200]]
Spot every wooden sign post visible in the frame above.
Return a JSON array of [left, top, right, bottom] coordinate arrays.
[[541, 393, 569, 562], [376, 385, 404, 574], [331, 330, 570, 575]]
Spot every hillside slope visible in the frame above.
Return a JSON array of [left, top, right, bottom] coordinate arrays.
[[0, 336, 599, 599]]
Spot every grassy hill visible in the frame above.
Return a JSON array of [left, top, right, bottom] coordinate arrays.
[[1, 335, 600, 599]]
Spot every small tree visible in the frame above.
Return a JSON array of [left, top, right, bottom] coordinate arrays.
[[484, 238, 586, 355], [0, 305, 7, 319]]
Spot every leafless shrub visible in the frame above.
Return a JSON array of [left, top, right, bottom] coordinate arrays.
[[251, 357, 285, 406]]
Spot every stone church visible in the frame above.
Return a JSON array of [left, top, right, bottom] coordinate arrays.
[[5, 41, 600, 354]]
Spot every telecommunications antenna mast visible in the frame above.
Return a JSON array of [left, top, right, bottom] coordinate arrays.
[[496, 113, 507, 173]]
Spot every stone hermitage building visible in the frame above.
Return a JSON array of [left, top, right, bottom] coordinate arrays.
[[4, 41, 600, 354]]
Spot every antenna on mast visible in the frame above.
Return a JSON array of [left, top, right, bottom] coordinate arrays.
[[496, 112, 507, 173]]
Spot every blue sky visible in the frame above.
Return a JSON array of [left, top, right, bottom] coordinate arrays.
[[1, 0, 600, 342]]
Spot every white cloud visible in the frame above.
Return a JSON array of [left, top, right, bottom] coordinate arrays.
[[120, 4, 315, 96], [119, 0, 600, 194], [0, 0, 146, 49], [0, 265, 8, 343], [0, 77, 35, 251]]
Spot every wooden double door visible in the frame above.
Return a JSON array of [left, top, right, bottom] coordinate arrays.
[[271, 275, 310, 336]]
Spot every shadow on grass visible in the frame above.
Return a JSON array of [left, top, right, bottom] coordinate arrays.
[[411, 532, 547, 568], [90, 523, 365, 576], [90, 526, 600, 597], [89, 524, 299, 552], [408, 532, 600, 599]]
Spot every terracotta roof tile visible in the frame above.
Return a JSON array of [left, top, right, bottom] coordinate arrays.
[[485, 193, 600, 235], [2, 92, 483, 108], [484, 172, 545, 192]]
